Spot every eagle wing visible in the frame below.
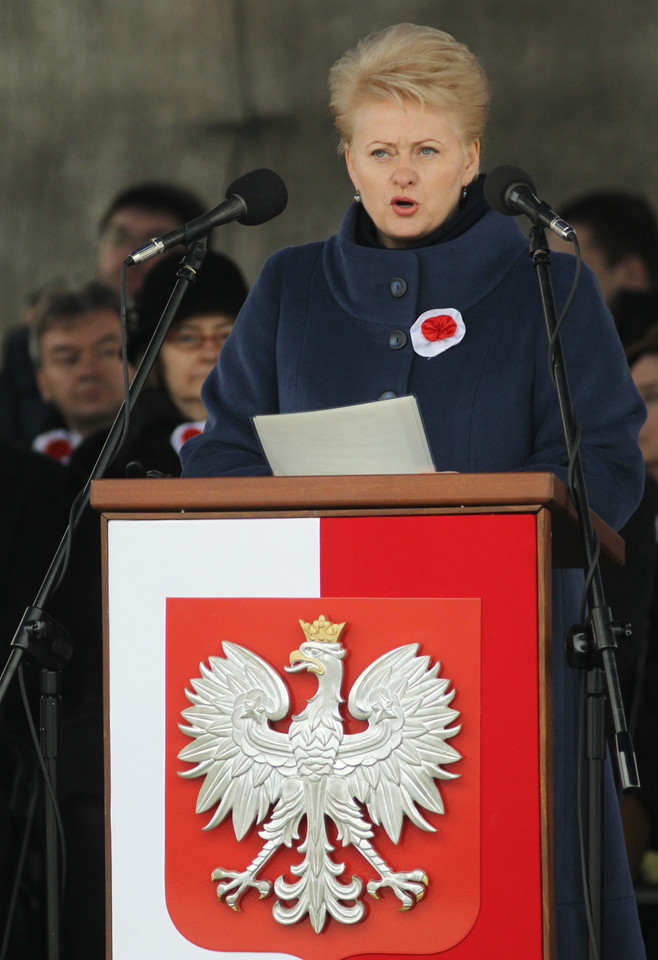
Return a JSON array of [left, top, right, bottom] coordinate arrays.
[[178, 641, 297, 839], [335, 643, 461, 843]]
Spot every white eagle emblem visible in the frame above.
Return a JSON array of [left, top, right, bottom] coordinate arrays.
[[178, 614, 461, 932]]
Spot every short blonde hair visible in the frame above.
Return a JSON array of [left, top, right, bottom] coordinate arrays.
[[329, 23, 490, 153]]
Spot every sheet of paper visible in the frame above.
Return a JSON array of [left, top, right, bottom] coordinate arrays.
[[252, 395, 435, 476]]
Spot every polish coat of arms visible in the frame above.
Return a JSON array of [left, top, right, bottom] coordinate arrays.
[[178, 614, 461, 933]]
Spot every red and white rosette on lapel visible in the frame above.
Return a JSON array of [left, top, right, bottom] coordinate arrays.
[[410, 308, 465, 358]]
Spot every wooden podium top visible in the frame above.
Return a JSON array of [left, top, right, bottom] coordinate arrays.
[[91, 472, 623, 568]]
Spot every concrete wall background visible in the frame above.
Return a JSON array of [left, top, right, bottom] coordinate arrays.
[[1, 0, 657, 332]]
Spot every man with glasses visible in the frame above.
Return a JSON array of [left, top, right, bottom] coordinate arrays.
[[96, 181, 206, 299]]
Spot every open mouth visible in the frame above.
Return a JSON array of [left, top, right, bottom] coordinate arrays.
[[392, 197, 418, 214]]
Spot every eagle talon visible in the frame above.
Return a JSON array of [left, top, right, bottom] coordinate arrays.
[[366, 868, 428, 909], [212, 867, 272, 907]]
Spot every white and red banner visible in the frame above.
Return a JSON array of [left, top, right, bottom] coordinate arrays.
[[106, 512, 543, 960]]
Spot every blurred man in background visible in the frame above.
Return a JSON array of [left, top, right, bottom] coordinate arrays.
[[96, 181, 206, 298], [556, 189, 658, 306], [29, 281, 125, 463]]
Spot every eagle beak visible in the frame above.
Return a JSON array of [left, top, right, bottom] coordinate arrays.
[[286, 649, 324, 675]]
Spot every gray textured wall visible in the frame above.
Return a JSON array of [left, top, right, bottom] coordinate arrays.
[[1, 0, 657, 332]]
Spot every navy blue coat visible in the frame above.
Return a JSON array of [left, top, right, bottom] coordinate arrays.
[[181, 203, 647, 958]]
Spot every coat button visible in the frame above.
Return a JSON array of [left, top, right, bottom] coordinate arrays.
[[390, 277, 407, 298], [378, 390, 398, 400], [388, 329, 407, 350]]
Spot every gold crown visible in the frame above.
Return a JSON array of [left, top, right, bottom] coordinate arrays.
[[299, 614, 347, 644]]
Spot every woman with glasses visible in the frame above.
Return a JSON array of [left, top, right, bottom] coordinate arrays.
[[124, 249, 248, 475]]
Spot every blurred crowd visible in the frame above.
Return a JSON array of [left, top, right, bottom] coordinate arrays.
[[1, 179, 658, 955]]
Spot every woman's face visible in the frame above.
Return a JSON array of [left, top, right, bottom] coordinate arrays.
[[345, 98, 480, 249], [160, 314, 234, 421], [632, 352, 658, 480]]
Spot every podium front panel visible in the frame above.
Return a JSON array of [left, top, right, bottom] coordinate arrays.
[[105, 511, 551, 959]]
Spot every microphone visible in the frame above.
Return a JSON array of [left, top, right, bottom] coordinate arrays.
[[483, 165, 576, 242], [126, 168, 288, 265]]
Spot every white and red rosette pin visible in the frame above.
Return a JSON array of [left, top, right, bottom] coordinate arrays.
[[410, 308, 465, 358], [32, 428, 82, 464], [170, 420, 205, 454]]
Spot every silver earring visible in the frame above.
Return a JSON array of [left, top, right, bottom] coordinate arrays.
[[354, 189, 361, 203], [461, 184, 469, 202]]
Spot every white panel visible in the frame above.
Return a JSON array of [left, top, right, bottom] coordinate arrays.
[[107, 517, 319, 959]]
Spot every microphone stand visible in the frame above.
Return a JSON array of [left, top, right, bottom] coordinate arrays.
[[527, 225, 640, 960], [0, 239, 208, 960]]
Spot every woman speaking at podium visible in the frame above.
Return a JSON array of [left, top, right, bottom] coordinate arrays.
[[181, 23, 646, 958]]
